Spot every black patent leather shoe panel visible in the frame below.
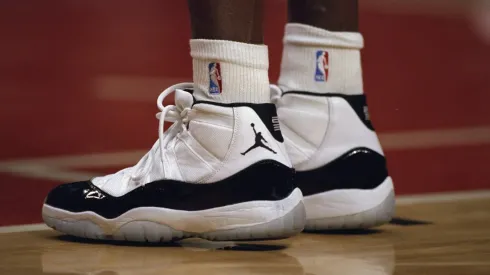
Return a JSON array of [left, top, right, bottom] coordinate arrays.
[[296, 147, 389, 196], [44, 160, 295, 219]]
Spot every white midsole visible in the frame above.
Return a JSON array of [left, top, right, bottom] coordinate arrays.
[[303, 177, 394, 220], [42, 188, 303, 234]]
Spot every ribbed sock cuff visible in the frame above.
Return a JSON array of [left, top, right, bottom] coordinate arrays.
[[191, 39, 270, 103]]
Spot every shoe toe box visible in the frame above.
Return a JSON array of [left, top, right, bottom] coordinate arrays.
[[44, 181, 103, 212]]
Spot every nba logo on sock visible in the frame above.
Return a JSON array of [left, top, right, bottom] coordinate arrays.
[[315, 50, 329, 82], [208, 62, 222, 95]]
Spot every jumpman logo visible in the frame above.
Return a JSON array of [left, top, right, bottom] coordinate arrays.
[[241, 123, 277, 155]]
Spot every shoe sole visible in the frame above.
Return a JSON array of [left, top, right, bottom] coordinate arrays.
[[303, 177, 395, 230], [42, 188, 305, 242]]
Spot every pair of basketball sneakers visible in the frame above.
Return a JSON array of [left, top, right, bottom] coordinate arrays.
[[42, 80, 395, 242]]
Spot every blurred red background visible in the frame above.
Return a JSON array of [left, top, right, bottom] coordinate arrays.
[[0, 0, 489, 225]]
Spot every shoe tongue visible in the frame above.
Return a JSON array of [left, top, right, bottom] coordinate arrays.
[[175, 89, 194, 109]]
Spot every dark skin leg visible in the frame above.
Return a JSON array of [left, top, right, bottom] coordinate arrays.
[[288, 0, 358, 32], [188, 0, 264, 44]]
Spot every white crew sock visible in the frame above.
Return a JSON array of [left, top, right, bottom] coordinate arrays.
[[278, 23, 364, 95], [190, 39, 270, 103]]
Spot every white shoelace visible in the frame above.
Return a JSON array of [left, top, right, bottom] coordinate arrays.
[[270, 84, 283, 105], [155, 82, 194, 154], [95, 82, 195, 186]]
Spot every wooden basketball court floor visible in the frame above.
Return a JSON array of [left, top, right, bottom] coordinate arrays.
[[1, 192, 489, 275]]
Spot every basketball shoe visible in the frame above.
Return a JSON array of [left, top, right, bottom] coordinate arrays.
[[272, 23, 394, 230], [42, 83, 305, 242], [270, 85, 395, 230]]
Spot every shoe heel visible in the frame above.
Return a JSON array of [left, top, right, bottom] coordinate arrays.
[[201, 193, 306, 241], [303, 177, 395, 231]]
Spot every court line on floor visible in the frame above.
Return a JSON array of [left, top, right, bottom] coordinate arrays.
[[3, 126, 488, 166], [0, 223, 49, 234], [0, 126, 488, 183], [379, 126, 490, 150], [0, 164, 102, 183], [0, 126, 489, 170], [0, 150, 147, 167], [0, 151, 146, 182], [396, 189, 490, 205], [1, 189, 489, 234]]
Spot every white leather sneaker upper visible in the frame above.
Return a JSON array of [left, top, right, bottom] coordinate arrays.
[[271, 85, 383, 172], [92, 83, 291, 197]]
